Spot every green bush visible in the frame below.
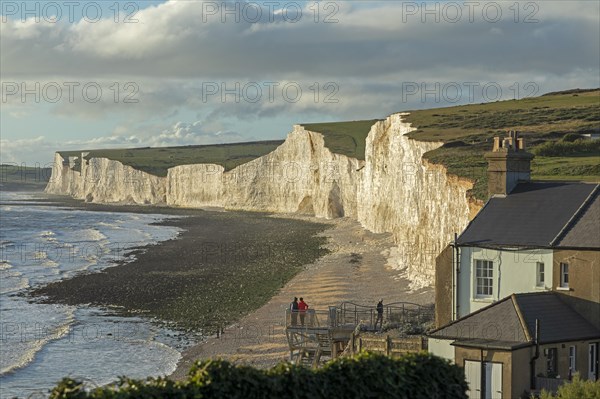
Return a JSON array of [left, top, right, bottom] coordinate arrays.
[[48, 352, 467, 399], [537, 375, 600, 399], [532, 139, 600, 157], [561, 133, 584, 143]]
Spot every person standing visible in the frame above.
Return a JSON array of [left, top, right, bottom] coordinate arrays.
[[375, 299, 384, 331], [290, 297, 299, 326], [298, 297, 309, 326]]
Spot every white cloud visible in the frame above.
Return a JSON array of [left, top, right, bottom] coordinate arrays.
[[0, 119, 247, 165], [1, 0, 598, 164]]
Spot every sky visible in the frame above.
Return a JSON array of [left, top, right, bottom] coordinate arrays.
[[1, 0, 599, 165]]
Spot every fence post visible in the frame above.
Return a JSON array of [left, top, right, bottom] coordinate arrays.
[[358, 338, 362, 352], [386, 335, 391, 356]]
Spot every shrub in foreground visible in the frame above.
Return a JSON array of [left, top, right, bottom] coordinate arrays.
[[48, 352, 467, 399], [536, 375, 600, 399]]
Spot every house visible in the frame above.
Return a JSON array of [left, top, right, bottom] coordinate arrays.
[[430, 132, 600, 398], [429, 292, 600, 399], [435, 132, 600, 329]]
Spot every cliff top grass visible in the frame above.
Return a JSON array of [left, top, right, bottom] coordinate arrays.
[[402, 89, 600, 200], [59, 140, 284, 177], [301, 119, 382, 160]]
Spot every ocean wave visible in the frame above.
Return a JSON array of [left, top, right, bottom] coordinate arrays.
[[0, 240, 15, 248], [97, 222, 121, 229], [79, 229, 108, 242], [0, 261, 12, 270], [0, 309, 75, 376], [0, 274, 30, 294]]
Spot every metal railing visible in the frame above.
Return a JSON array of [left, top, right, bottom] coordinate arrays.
[[285, 302, 434, 329], [285, 309, 328, 328], [337, 301, 434, 328]]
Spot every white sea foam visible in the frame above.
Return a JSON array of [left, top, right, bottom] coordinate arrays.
[[0, 194, 183, 398], [0, 308, 75, 376], [79, 229, 108, 242]]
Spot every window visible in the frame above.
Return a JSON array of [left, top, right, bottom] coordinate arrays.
[[560, 263, 569, 288], [536, 262, 545, 288], [546, 348, 558, 377], [475, 260, 493, 297], [569, 346, 577, 375]]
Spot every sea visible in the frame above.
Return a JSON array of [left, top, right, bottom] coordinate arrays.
[[0, 191, 192, 399]]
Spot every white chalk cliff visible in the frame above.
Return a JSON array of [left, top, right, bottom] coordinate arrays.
[[46, 113, 479, 287]]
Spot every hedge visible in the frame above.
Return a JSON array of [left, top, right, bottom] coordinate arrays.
[[48, 352, 468, 399], [532, 138, 600, 157]]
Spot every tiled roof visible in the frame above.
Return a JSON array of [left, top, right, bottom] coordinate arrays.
[[557, 189, 600, 248], [456, 182, 599, 248], [430, 292, 600, 346]]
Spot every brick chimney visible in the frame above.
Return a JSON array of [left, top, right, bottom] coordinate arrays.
[[484, 131, 534, 197]]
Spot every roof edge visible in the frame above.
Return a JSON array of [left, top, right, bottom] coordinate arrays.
[[511, 294, 532, 342], [550, 184, 600, 247], [428, 295, 515, 336]]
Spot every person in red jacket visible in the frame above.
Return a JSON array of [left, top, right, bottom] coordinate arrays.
[[298, 297, 309, 326]]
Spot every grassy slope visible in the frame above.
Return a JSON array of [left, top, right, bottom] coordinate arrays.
[[302, 119, 382, 161], [59, 140, 284, 177], [402, 90, 599, 200], [0, 164, 51, 190]]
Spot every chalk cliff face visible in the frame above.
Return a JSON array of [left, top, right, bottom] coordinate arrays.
[[46, 114, 478, 287], [358, 114, 474, 287], [166, 128, 363, 218], [46, 153, 166, 204]]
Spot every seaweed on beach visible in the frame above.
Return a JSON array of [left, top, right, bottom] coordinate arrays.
[[30, 211, 330, 335]]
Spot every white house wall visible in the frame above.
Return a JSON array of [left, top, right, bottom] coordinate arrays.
[[428, 338, 455, 362], [457, 247, 554, 318]]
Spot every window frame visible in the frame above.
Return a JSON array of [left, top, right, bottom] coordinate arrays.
[[474, 259, 494, 299], [536, 262, 545, 288], [546, 348, 558, 376], [560, 262, 569, 288], [569, 345, 577, 374]]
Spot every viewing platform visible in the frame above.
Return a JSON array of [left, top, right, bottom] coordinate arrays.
[[285, 302, 433, 367]]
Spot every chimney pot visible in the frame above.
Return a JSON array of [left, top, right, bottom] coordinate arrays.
[[485, 131, 534, 197]]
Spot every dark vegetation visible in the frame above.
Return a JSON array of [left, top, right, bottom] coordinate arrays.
[[47, 352, 468, 399]]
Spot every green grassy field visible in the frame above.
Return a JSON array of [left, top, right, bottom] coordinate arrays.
[[402, 89, 600, 199], [59, 140, 284, 177], [302, 119, 382, 160], [0, 164, 51, 190]]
